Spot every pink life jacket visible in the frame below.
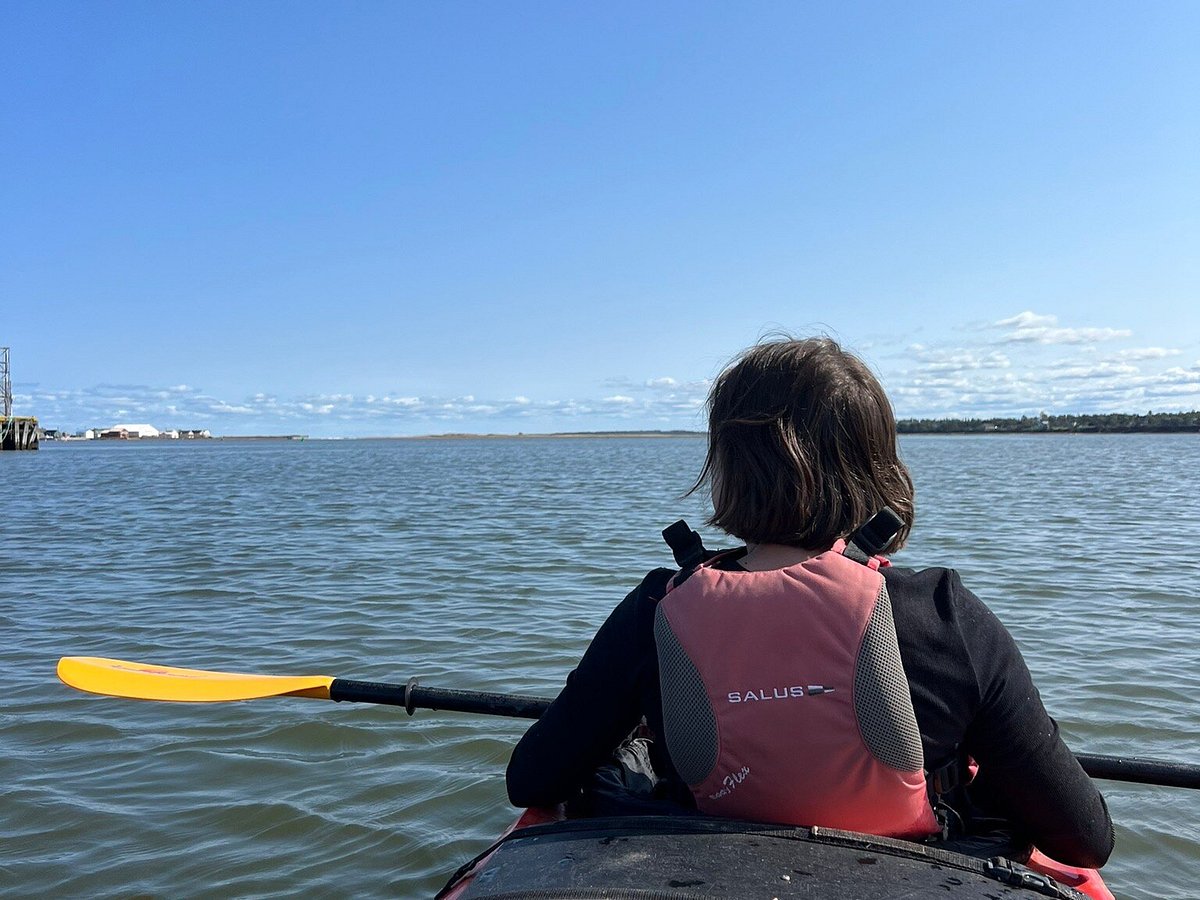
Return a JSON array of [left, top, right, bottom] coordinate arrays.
[[653, 540, 939, 839]]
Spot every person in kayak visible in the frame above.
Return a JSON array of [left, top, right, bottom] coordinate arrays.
[[506, 336, 1114, 868]]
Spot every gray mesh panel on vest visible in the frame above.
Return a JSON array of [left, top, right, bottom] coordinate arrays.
[[854, 583, 925, 772], [653, 604, 719, 786]]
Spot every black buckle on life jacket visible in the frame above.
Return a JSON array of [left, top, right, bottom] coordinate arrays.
[[662, 520, 707, 569], [924, 747, 972, 843], [846, 507, 904, 561], [928, 752, 968, 797]]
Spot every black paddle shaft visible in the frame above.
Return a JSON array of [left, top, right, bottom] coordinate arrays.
[[1075, 753, 1200, 790], [326, 679, 1200, 790], [328, 678, 552, 719]]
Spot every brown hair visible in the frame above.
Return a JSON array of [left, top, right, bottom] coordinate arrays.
[[692, 337, 914, 550]]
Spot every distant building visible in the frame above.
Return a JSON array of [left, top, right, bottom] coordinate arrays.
[[85, 424, 211, 440], [103, 423, 162, 439]]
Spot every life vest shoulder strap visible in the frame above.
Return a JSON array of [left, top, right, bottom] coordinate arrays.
[[660, 521, 741, 593], [843, 507, 905, 568], [662, 508, 904, 590], [661, 520, 706, 569]]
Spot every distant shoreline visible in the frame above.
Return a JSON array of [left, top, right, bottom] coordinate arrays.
[[387, 426, 1200, 439], [389, 430, 706, 440], [37, 412, 1200, 443], [897, 411, 1200, 435], [40, 429, 1199, 443]]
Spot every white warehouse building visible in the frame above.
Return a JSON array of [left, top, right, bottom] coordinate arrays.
[[106, 423, 161, 438]]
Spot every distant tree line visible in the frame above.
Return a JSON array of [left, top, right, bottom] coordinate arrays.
[[898, 411, 1200, 434]]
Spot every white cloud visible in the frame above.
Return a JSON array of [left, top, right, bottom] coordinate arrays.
[[991, 310, 1132, 345], [885, 313, 1200, 418], [1045, 361, 1140, 380], [912, 348, 1011, 373], [1149, 366, 1200, 385], [994, 311, 1058, 329], [1115, 347, 1181, 361], [300, 402, 336, 415]]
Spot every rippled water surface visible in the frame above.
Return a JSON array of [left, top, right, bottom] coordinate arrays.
[[2, 436, 1198, 898]]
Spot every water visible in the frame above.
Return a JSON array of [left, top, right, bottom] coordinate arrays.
[[2, 435, 1197, 898]]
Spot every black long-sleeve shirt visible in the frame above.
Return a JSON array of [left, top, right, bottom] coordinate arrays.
[[507, 558, 1114, 868]]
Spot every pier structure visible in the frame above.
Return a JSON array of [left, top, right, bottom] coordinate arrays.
[[1, 347, 38, 451]]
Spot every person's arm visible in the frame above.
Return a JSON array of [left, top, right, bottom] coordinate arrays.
[[956, 578, 1115, 867], [506, 570, 669, 809]]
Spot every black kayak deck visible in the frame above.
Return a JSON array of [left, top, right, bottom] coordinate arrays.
[[443, 815, 1089, 899]]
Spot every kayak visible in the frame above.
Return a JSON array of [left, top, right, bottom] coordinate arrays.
[[438, 809, 1114, 899]]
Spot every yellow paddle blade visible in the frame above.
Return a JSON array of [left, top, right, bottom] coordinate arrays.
[[57, 656, 335, 702]]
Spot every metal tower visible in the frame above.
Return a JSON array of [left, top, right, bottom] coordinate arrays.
[[1, 347, 11, 418]]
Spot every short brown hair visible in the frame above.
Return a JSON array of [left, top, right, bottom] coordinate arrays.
[[692, 337, 913, 550]]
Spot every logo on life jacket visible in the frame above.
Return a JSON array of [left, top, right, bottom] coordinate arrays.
[[726, 684, 835, 703]]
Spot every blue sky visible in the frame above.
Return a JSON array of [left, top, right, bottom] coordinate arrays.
[[3, 2, 1198, 437]]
